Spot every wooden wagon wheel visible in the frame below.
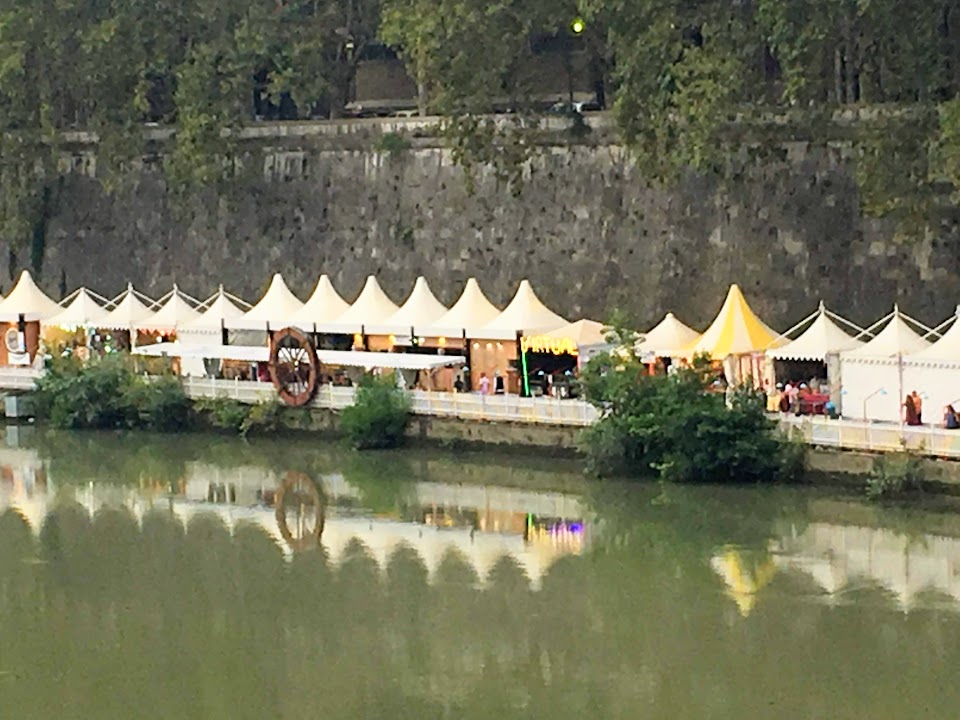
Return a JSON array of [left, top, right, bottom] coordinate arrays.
[[269, 327, 319, 406], [275, 471, 326, 552]]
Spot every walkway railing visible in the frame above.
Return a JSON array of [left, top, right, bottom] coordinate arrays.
[[778, 415, 960, 459], [0, 367, 43, 391], [180, 377, 599, 427]]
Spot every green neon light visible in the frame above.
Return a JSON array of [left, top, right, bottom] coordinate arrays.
[[521, 348, 530, 397]]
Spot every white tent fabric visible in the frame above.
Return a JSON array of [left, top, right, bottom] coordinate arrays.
[[183, 286, 246, 333], [541, 319, 607, 347], [910, 307, 960, 361], [366, 276, 448, 335], [420, 278, 501, 338], [841, 307, 931, 358], [636, 313, 701, 358], [0, 270, 61, 321], [768, 306, 864, 361], [478, 279, 567, 339], [134, 342, 270, 362], [135, 286, 201, 331], [288, 275, 350, 331], [101, 285, 156, 330], [323, 275, 399, 333], [227, 274, 303, 330], [46, 288, 111, 328]]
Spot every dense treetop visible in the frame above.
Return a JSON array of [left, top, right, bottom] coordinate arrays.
[[0, 0, 959, 245]]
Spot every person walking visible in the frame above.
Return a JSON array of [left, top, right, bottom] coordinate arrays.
[[911, 391, 923, 424], [478, 372, 490, 395]]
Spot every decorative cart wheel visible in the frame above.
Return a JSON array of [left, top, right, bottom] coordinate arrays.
[[269, 327, 319, 406], [275, 471, 326, 552]]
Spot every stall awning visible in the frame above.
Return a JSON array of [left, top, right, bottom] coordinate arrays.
[[288, 275, 350, 331], [840, 305, 931, 358], [320, 275, 399, 333], [419, 277, 502, 338], [46, 288, 112, 328], [182, 286, 247, 333], [366, 276, 448, 335], [767, 303, 865, 361], [100, 285, 156, 330], [636, 313, 701, 358], [477, 279, 567, 339], [135, 285, 201, 331], [912, 306, 960, 361], [134, 343, 466, 370]]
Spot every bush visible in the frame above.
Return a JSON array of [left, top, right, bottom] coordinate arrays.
[[194, 396, 288, 437], [865, 444, 925, 500], [34, 355, 190, 431], [579, 322, 802, 484], [340, 374, 410, 450]]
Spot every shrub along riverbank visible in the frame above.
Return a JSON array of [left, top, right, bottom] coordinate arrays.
[[32, 356, 411, 448], [579, 325, 804, 485]]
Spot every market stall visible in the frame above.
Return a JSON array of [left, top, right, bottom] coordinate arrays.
[[472, 280, 568, 394], [838, 306, 934, 423], [288, 274, 350, 340], [322, 275, 399, 349], [520, 319, 609, 397], [0, 271, 64, 365], [636, 312, 702, 371], [44, 287, 112, 359], [226, 273, 304, 334], [178, 286, 250, 377], [900, 307, 960, 427], [767, 302, 867, 414], [685, 284, 784, 386], [99, 284, 158, 351]]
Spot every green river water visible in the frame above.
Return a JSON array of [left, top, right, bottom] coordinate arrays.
[[2, 429, 960, 719]]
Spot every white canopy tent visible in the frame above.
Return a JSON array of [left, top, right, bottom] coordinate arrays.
[[134, 285, 202, 332], [420, 278, 501, 338], [0, 270, 61, 321], [100, 284, 157, 331], [182, 286, 248, 333], [767, 302, 866, 361], [839, 306, 937, 423], [901, 307, 960, 425], [288, 275, 350, 332], [478, 279, 567, 340], [366, 276, 447, 336], [322, 275, 399, 334], [636, 312, 701, 359], [226, 274, 303, 331], [46, 288, 112, 329]]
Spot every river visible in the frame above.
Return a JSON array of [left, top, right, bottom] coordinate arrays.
[[1, 428, 960, 718]]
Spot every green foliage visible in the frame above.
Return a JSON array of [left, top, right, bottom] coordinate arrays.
[[865, 444, 925, 501], [33, 355, 190, 431], [579, 320, 802, 484], [340, 374, 410, 450], [193, 395, 288, 437], [375, 131, 412, 157]]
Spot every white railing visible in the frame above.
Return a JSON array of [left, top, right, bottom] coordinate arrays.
[[182, 377, 276, 404], [779, 415, 960, 459]]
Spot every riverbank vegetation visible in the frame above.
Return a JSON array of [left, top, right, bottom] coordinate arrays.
[[340, 375, 411, 450], [0, 0, 958, 249], [580, 326, 803, 484]]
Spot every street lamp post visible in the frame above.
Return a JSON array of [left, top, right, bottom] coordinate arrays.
[[863, 388, 887, 421]]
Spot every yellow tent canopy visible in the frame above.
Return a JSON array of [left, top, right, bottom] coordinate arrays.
[[686, 284, 784, 359]]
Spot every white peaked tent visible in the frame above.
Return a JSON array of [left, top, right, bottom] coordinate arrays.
[[183, 286, 248, 333], [101, 285, 156, 331], [0, 270, 61, 321], [839, 306, 936, 423], [227, 273, 303, 330], [768, 302, 865, 361], [47, 288, 112, 328], [421, 278, 501, 338], [478, 280, 567, 339], [135, 285, 201, 332], [326, 275, 399, 333], [841, 305, 931, 358], [366, 276, 448, 335], [636, 312, 701, 358], [289, 275, 350, 332], [901, 307, 960, 426]]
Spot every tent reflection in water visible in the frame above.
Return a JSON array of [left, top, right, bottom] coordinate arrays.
[[684, 284, 784, 386], [710, 546, 777, 617]]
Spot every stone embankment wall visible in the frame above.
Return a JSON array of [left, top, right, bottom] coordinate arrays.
[[10, 114, 960, 329]]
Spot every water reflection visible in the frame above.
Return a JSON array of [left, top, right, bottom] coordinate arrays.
[[3, 434, 960, 717]]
